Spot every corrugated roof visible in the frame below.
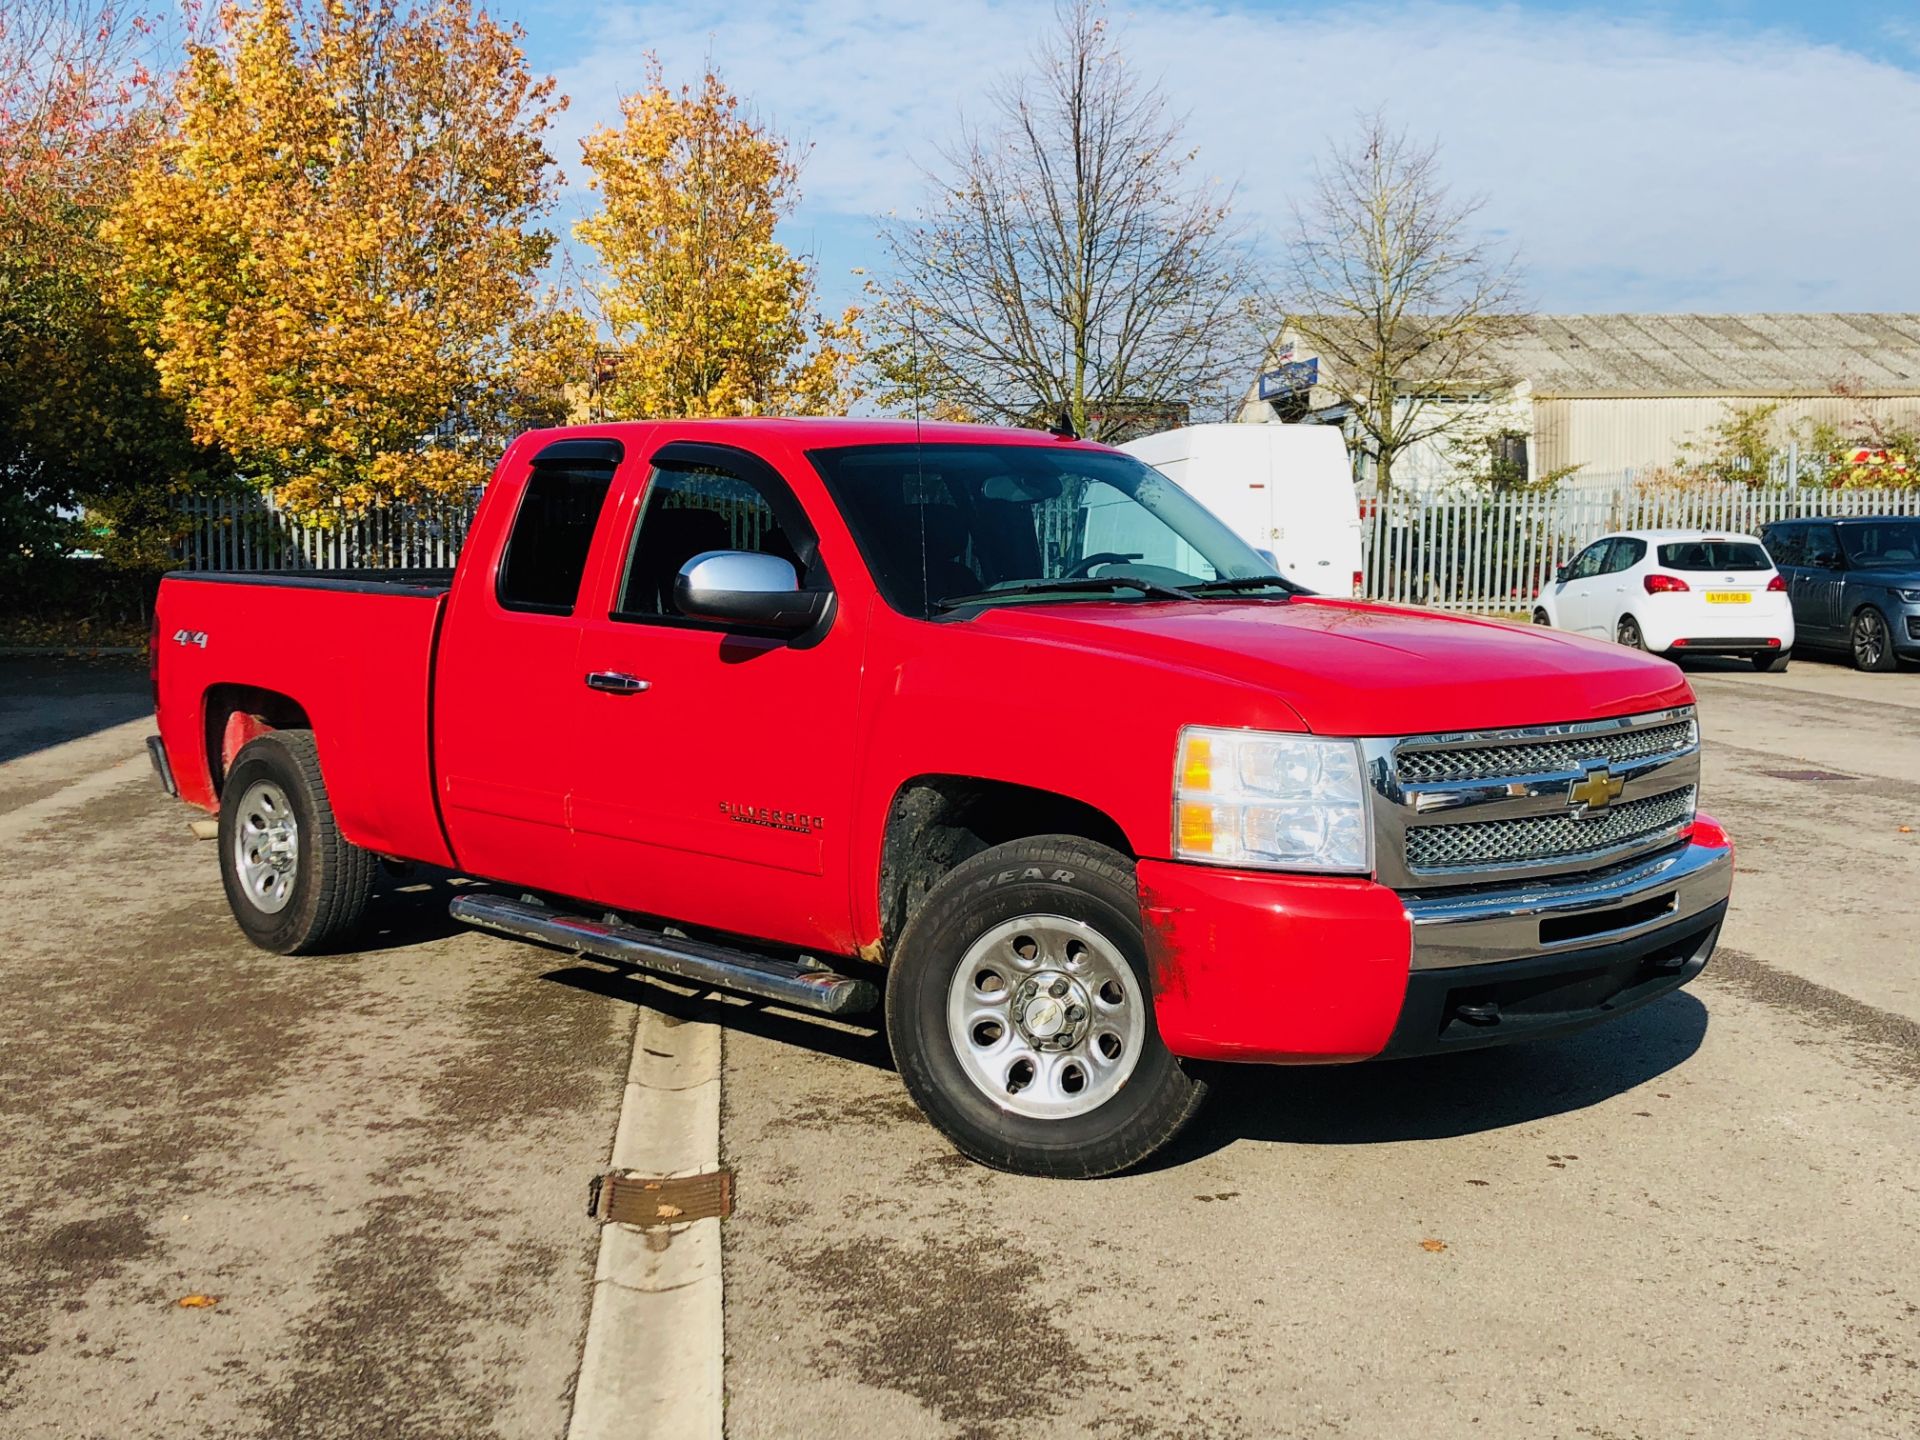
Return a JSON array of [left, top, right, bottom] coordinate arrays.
[[1499, 314, 1920, 395], [1264, 313, 1920, 399]]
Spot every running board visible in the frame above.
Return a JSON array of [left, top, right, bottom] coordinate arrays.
[[448, 894, 879, 1017]]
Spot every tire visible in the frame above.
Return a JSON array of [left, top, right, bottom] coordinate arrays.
[[1752, 650, 1791, 673], [1531, 608, 1551, 627], [1850, 607, 1898, 672], [1616, 615, 1647, 651], [218, 729, 375, 954], [885, 835, 1207, 1179]]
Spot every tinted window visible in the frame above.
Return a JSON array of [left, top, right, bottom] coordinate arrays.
[[497, 463, 615, 614], [616, 461, 818, 619], [1762, 524, 1802, 566], [1607, 538, 1647, 573], [1838, 519, 1920, 569], [1804, 524, 1843, 568], [1655, 540, 1771, 571], [810, 443, 1273, 616]]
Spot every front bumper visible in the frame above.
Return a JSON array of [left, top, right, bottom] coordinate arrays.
[[1137, 818, 1733, 1064]]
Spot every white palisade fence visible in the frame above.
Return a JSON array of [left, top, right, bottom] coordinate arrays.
[[179, 492, 478, 572], [180, 480, 1920, 615], [1362, 481, 1920, 613]]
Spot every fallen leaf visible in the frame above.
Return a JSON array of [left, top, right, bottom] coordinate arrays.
[[1466, 1179, 1489, 1187], [1420, 1238, 1448, 1253], [655, 1203, 684, 1219], [176, 1295, 219, 1309], [1900, 826, 1913, 834]]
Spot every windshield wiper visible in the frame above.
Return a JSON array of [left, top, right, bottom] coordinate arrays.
[[1183, 574, 1307, 597], [934, 576, 1200, 610]]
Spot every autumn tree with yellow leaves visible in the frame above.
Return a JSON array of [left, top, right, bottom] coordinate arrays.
[[107, 0, 590, 517], [576, 62, 861, 419]]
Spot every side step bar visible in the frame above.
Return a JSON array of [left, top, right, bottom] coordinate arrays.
[[449, 894, 879, 1017]]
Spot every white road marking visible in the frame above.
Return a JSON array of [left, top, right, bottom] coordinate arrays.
[[568, 1001, 724, 1440]]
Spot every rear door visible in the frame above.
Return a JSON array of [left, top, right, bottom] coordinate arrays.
[[1800, 523, 1846, 637], [567, 439, 863, 953], [1597, 536, 1647, 631], [1555, 539, 1615, 635], [1765, 523, 1814, 635], [434, 437, 626, 896]]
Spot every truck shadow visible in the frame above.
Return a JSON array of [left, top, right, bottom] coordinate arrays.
[[1152, 991, 1709, 1166], [541, 961, 896, 1073]]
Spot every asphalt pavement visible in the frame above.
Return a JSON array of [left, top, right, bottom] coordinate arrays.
[[1, 653, 1915, 1439]]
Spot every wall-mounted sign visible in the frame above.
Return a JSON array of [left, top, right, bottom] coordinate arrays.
[[1258, 358, 1317, 400]]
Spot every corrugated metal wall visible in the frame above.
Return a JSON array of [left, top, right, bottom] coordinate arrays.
[[1533, 395, 1920, 477]]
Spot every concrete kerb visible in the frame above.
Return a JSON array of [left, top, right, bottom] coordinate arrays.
[[568, 998, 725, 1440]]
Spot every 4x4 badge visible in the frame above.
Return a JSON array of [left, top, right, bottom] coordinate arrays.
[[1568, 763, 1624, 814]]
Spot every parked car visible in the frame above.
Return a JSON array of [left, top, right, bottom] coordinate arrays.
[[1532, 529, 1794, 671], [148, 419, 1733, 1178], [1758, 515, 1920, 672], [1119, 423, 1365, 597]]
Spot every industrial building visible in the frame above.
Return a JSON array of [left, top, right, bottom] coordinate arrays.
[[1242, 313, 1920, 490]]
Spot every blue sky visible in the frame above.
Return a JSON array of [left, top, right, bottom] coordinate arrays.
[[493, 1, 1920, 319]]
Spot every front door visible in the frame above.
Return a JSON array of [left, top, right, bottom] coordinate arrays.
[[568, 441, 863, 955]]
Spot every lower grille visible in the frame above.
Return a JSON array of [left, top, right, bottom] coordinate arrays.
[[1407, 787, 1696, 872]]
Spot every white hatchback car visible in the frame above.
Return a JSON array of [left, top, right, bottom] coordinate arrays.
[[1532, 529, 1796, 671]]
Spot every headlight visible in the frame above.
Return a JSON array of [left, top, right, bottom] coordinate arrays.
[[1174, 727, 1372, 873], [1895, 588, 1920, 604]]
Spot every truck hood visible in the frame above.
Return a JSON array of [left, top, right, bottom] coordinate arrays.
[[971, 597, 1695, 735]]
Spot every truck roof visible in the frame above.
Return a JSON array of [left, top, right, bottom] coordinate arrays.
[[520, 417, 1105, 450]]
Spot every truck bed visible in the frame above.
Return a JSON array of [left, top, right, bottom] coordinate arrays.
[[153, 569, 455, 867]]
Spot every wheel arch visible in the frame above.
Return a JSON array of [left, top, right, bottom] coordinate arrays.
[[203, 683, 312, 797], [876, 775, 1134, 959]]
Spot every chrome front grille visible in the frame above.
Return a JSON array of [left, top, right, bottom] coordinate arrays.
[[1395, 719, 1696, 785], [1364, 707, 1702, 888], [1405, 786, 1696, 872]]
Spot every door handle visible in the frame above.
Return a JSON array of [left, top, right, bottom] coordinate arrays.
[[584, 671, 650, 694]]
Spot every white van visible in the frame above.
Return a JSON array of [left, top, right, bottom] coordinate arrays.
[[1119, 424, 1364, 596]]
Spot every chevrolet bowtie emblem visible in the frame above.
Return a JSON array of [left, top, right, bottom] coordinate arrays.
[[1568, 764, 1625, 813]]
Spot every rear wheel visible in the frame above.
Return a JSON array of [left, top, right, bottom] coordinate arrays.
[[885, 835, 1206, 1179], [1752, 650, 1791, 673], [1616, 615, 1647, 650], [1850, 607, 1898, 672], [218, 729, 375, 954]]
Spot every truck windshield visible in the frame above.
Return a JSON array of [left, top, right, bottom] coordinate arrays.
[[809, 443, 1283, 616], [1838, 519, 1920, 570], [1654, 540, 1772, 571]]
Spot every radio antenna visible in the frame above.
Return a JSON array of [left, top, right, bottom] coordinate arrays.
[[912, 300, 928, 609]]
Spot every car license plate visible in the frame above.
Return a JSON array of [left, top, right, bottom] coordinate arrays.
[[1706, 591, 1750, 604]]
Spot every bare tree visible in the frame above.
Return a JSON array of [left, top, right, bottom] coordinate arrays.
[[872, 0, 1257, 441], [1275, 113, 1526, 494]]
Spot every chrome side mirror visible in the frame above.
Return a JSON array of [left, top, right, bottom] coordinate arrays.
[[673, 550, 831, 632]]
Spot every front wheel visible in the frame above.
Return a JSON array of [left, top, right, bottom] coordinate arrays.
[[1532, 608, 1551, 627], [885, 836, 1207, 1178], [218, 729, 375, 954], [1850, 607, 1898, 672]]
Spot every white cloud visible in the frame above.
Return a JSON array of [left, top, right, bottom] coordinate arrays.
[[547, 0, 1920, 312]]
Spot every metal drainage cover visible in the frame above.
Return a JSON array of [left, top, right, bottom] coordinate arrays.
[[591, 1169, 734, 1228]]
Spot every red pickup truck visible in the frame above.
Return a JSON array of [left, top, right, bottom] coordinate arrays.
[[149, 419, 1733, 1177]]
